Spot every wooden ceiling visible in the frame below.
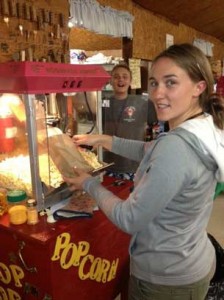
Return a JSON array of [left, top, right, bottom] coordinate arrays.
[[133, 0, 224, 42]]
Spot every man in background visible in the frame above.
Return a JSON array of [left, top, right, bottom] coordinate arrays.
[[102, 63, 157, 180]]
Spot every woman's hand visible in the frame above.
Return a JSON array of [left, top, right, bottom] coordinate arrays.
[[72, 134, 113, 151], [63, 168, 92, 192]]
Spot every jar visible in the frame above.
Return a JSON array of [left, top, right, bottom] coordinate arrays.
[[27, 199, 38, 225], [7, 190, 27, 225], [7, 190, 27, 207], [8, 205, 27, 225]]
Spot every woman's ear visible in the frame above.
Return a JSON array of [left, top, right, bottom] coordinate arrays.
[[194, 80, 207, 97]]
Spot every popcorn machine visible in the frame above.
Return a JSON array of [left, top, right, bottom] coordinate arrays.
[[0, 62, 110, 211]]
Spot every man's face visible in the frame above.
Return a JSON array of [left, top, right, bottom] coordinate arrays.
[[111, 67, 131, 97]]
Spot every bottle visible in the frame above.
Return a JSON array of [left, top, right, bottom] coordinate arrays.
[[7, 190, 27, 225], [27, 199, 38, 225]]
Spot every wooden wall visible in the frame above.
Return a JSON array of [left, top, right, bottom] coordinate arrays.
[[69, 0, 224, 61], [1, 0, 224, 63], [132, 2, 224, 60], [0, 0, 69, 63], [68, 0, 130, 52], [69, 28, 122, 51]]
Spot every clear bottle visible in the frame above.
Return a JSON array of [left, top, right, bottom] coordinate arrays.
[[27, 199, 39, 225]]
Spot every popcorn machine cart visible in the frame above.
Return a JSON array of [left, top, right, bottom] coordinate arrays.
[[0, 62, 131, 300]]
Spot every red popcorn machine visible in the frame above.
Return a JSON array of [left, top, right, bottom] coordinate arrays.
[[0, 62, 131, 300], [0, 61, 110, 211]]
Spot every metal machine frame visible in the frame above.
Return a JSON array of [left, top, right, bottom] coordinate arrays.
[[0, 62, 110, 210]]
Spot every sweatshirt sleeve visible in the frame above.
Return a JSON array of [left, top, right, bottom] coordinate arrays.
[[84, 135, 195, 234], [111, 136, 145, 162]]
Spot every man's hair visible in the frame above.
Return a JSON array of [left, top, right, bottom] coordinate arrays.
[[111, 63, 132, 78]]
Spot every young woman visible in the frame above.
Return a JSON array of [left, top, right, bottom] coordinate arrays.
[[63, 44, 224, 300]]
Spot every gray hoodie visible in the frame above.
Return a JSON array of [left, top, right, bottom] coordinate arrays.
[[84, 114, 224, 285]]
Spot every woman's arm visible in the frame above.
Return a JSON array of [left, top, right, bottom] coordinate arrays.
[[112, 136, 146, 162], [73, 134, 112, 151]]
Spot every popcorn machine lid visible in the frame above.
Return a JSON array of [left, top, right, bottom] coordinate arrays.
[[0, 61, 110, 94]]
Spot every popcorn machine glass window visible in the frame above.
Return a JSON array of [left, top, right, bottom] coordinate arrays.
[[0, 93, 60, 197], [0, 62, 110, 211]]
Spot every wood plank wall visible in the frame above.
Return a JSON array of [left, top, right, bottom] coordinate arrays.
[[0, 0, 69, 63], [132, 2, 224, 60], [1, 0, 224, 63], [69, 0, 130, 52], [69, 0, 224, 61], [69, 27, 122, 52]]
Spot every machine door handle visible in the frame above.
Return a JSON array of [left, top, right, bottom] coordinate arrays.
[[17, 241, 37, 273]]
